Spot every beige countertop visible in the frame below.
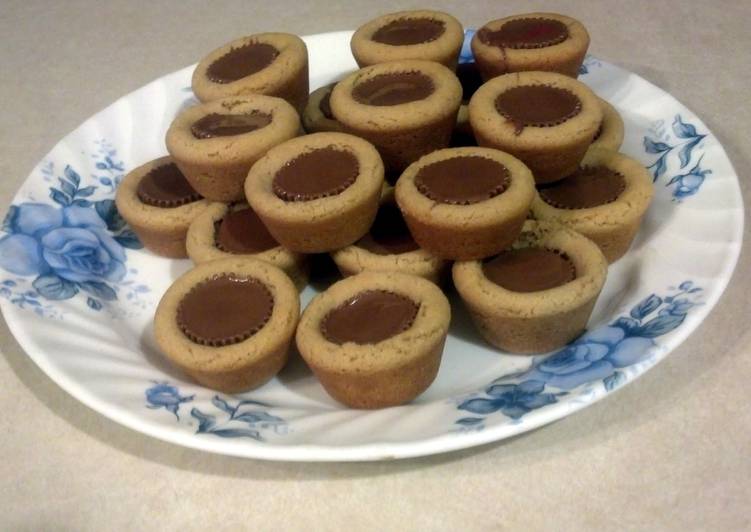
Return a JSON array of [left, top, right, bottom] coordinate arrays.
[[1, 1, 750, 530]]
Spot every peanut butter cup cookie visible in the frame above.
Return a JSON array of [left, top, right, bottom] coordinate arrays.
[[192, 33, 309, 113], [301, 83, 343, 134], [166, 94, 299, 202], [469, 71, 602, 183], [115, 156, 209, 258], [245, 132, 384, 253], [185, 202, 308, 289], [330, 60, 462, 173], [296, 271, 451, 408], [154, 257, 299, 393], [331, 188, 448, 283], [453, 221, 607, 353], [472, 13, 590, 79], [395, 147, 535, 260], [531, 147, 654, 262], [351, 10, 464, 69], [591, 97, 625, 152]]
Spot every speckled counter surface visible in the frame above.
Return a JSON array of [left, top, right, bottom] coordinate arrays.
[[1, 1, 749, 529]]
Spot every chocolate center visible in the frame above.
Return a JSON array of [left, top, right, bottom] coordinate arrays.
[[177, 275, 274, 346], [206, 42, 279, 84], [371, 18, 445, 46], [352, 72, 435, 106], [321, 290, 419, 345], [136, 163, 201, 208], [478, 18, 569, 49], [272, 147, 359, 201], [538, 166, 626, 209], [483, 248, 576, 292], [356, 202, 419, 255], [456, 62, 484, 102], [415, 156, 510, 205], [191, 112, 272, 139], [319, 88, 334, 119], [495, 85, 581, 134], [215, 207, 278, 254]]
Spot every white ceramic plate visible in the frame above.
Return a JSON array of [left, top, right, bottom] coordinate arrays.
[[0, 31, 743, 461]]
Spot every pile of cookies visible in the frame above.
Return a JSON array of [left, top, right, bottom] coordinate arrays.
[[117, 10, 654, 409]]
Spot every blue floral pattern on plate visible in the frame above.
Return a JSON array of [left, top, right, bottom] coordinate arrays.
[[454, 281, 703, 430]]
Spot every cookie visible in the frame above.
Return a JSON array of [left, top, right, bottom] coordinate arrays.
[[301, 83, 343, 133], [591, 97, 625, 152]]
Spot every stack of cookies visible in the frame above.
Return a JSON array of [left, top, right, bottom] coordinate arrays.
[[118, 9, 654, 409]]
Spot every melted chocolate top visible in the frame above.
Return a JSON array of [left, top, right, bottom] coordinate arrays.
[[136, 163, 201, 208], [478, 18, 569, 49], [177, 275, 274, 346], [272, 147, 359, 201], [321, 290, 419, 345], [415, 156, 510, 205], [356, 202, 419, 255], [352, 72, 435, 106], [206, 42, 279, 84], [495, 85, 581, 134], [538, 166, 626, 209], [191, 112, 272, 139], [483, 248, 576, 292], [371, 18, 445, 46], [215, 207, 278, 254]]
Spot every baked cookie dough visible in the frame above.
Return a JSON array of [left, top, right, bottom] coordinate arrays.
[[395, 147, 535, 260], [301, 83, 343, 133], [166, 94, 299, 202], [154, 257, 299, 393], [115, 156, 209, 258], [245, 132, 384, 253], [191, 33, 309, 113], [469, 70, 602, 183], [296, 271, 451, 408], [185, 202, 308, 290], [331, 187, 448, 283], [350, 10, 464, 69], [471, 13, 590, 79], [453, 220, 608, 353], [591, 97, 625, 152], [330, 59, 462, 173], [532, 147, 654, 262]]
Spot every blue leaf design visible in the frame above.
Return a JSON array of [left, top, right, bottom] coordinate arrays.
[[96, 162, 108, 170], [64, 165, 81, 186], [643, 137, 671, 154], [49, 188, 70, 206], [114, 230, 143, 249], [458, 397, 501, 415], [650, 153, 667, 180], [75, 186, 97, 198], [58, 178, 77, 198], [689, 288, 702, 293], [236, 398, 271, 407], [678, 137, 702, 169], [613, 316, 640, 334], [211, 396, 235, 415], [2, 205, 17, 233], [578, 64, 588, 75], [630, 294, 662, 320], [190, 408, 216, 433], [71, 199, 93, 207], [679, 281, 693, 290], [86, 297, 102, 310], [233, 412, 283, 424], [603, 371, 625, 391], [672, 115, 698, 139], [455, 417, 484, 426], [633, 313, 685, 338], [208, 428, 262, 440], [32, 274, 78, 300], [94, 199, 126, 232], [99, 177, 112, 186], [78, 281, 117, 301]]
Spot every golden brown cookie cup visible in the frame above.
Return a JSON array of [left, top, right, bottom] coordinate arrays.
[[302, 83, 343, 133], [531, 147, 654, 263], [350, 10, 464, 69], [330, 60, 462, 173], [185, 202, 308, 290], [453, 221, 607, 354], [154, 258, 299, 393], [395, 147, 535, 260], [295, 271, 451, 409], [245, 132, 384, 253], [471, 13, 589, 79], [591, 97, 625, 151], [192, 33, 309, 113], [166, 95, 299, 202], [115, 156, 209, 258], [330, 188, 448, 283], [469, 71, 602, 184]]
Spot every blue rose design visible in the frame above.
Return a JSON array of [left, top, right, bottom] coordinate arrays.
[[458, 380, 560, 419], [0, 203, 126, 285], [145, 382, 194, 419]]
